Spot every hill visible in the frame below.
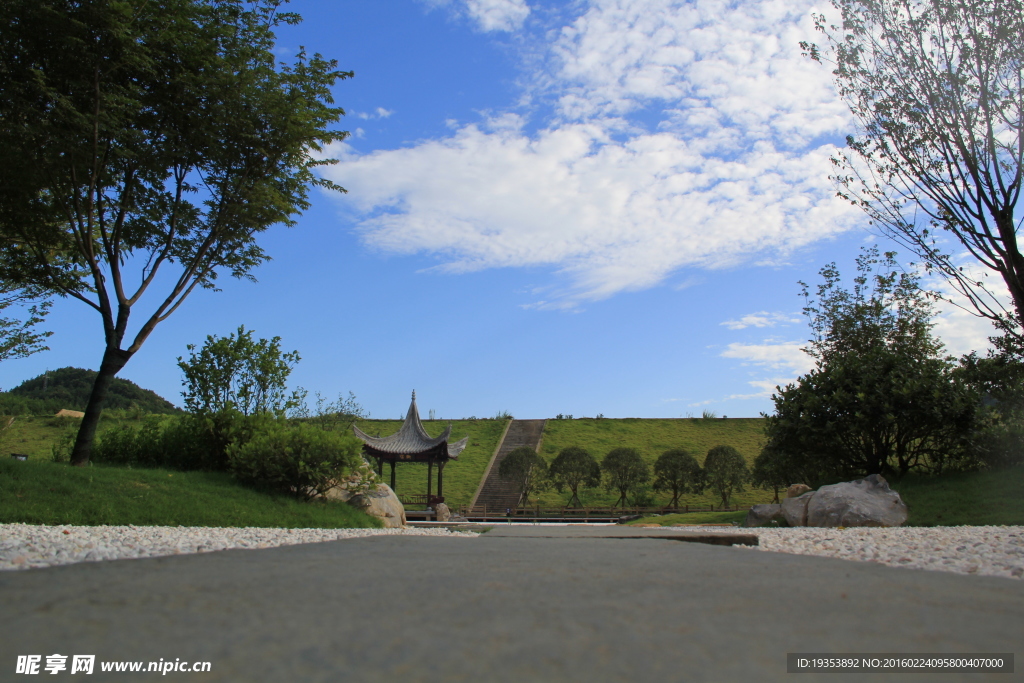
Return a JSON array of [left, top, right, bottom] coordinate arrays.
[[533, 416, 771, 508], [1, 367, 181, 415]]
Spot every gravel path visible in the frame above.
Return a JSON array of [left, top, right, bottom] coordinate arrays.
[[0, 524, 475, 571], [2, 523, 1022, 580]]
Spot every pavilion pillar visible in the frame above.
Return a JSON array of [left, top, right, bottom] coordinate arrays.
[[390, 461, 396, 490], [437, 461, 445, 498], [427, 461, 433, 503]]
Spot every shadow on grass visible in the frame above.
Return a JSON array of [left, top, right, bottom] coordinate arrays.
[[0, 459, 381, 528]]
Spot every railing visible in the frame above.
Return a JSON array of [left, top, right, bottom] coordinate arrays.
[[399, 494, 446, 509], [457, 504, 753, 520]]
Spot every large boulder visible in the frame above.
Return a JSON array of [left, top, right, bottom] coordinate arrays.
[[781, 492, 815, 527], [325, 480, 407, 528], [743, 504, 786, 527], [344, 484, 407, 528], [806, 474, 908, 528]]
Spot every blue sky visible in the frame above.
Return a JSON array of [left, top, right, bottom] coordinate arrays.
[[1, 0, 995, 419]]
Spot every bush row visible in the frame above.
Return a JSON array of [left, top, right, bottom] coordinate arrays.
[[92, 411, 363, 500]]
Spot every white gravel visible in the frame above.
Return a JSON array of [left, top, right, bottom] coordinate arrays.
[[690, 524, 1024, 580], [2, 523, 1022, 580], [0, 524, 476, 571]]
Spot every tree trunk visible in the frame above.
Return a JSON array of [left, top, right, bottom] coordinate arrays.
[[70, 346, 131, 466]]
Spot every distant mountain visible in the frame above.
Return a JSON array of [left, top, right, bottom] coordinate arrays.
[[1, 367, 182, 415]]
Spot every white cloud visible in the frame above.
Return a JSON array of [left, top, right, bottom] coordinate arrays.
[[717, 339, 814, 399], [721, 340, 813, 373], [356, 108, 394, 120], [721, 311, 802, 330], [466, 0, 530, 32], [328, 0, 859, 307], [422, 0, 530, 32]]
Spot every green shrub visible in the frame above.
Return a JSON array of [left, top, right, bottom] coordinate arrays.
[[226, 420, 362, 500], [92, 416, 165, 467], [92, 409, 267, 472]]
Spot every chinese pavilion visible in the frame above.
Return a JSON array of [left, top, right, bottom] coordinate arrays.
[[352, 391, 467, 504]]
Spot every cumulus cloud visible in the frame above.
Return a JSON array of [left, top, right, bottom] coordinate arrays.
[[356, 107, 394, 120], [721, 311, 802, 330], [716, 339, 814, 399], [327, 0, 860, 307], [466, 0, 530, 31], [422, 0, 531, 32]]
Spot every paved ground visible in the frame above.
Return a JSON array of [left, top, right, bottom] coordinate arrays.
[[1, 526, 1020, 682]]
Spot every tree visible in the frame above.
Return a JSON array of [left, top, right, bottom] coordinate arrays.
[[548, 446, 601, 508], [751, 444, 799, 504], [652, 448, 703, 508], [702, 445, 749, 508], [764, 247, 977, 482], [802, 0, 1024, 340], [177, 325, 301, 416], [498, 446, 549, 509], [601, 447, 650, 508], [0, 286, 52, 363], [0, 0, 351, 465]]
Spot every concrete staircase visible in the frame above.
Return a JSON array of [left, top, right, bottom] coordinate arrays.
[[470, 419, 546, 512]]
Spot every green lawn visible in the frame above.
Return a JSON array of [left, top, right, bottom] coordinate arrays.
[[0, 458, 381, 528], [0, 413, 177, 461], [353, 418, 508, 508], [533, 417, 774, 508], [891, 466, 1024, 526]]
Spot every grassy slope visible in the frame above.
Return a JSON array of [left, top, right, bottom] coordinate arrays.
[[353, 418, 508, 508], [534, 417, 772, 508], [0, 458, 381, 528], [891, 466, 1024, 526], [1, 414, 179, 461]]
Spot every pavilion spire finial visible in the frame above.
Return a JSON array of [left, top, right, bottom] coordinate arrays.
[[411, 389, 416, 402]]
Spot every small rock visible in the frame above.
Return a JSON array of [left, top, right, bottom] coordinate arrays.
[[434, 502, 451, 523], [787, 483, 812, 498]]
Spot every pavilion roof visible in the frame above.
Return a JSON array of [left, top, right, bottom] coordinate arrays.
[[352, 391, 467, 459]]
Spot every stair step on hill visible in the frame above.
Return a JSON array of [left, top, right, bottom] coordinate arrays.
[[471, 419, 546, 511]]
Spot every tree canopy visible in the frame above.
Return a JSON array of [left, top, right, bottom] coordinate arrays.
[[762, 247, 977, 483], [702, 445, 749, 508], [0, 0, 351, 465], [548, 446, 601, 508], [0, 286, 51, 363], [498, 446, 548, 509], [601, 447, 650, 508], [178, 325, 300, 416], [652, 448, 703, 508], [803, 0, 1024, 339]]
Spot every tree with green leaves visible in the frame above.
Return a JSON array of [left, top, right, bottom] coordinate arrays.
[[751, 444, 803, 504], [548, 446, 601, 508], [0, 286, 51, 363], [0, 0, 351, 466], [653, 448, 703, 508], [802, 0, 1024, 341], [601, 447, 650, 508], [178, 325, 301, 416], [702, 445, 749, 508], [498, 446, 549, 509], [764, 247, 977, 482]]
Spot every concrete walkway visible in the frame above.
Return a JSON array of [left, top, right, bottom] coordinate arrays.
[[1, 527, 1020, 682]]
